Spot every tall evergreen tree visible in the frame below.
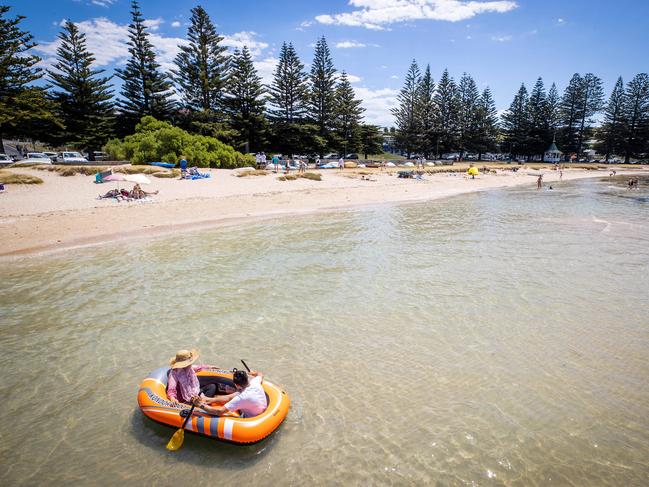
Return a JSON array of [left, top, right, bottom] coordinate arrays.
[[0, 6, 58, 152], [333, 71, 364, 155], [545, 83, 560, 135], [598, 77, 626, 161], [392, 60, 420, 157], [433, 69, 459, 156], [48, 20, 114, 156], [575, 73, 604, 157], [559, 73, 584, 155], [308, 36, 337, 150], [268, 42, 308, 123], [172, 6, 228, 112], [501, 84, 530, 159], [268, 42, 313, 154], [415, 65, 436, 157], [527, 77, 551, 159], [223, 46, 267, 152], [359, 124, 383, 159], [116, 0, 174, 131], [475, 87, 498, 160], [621, 73, 649, 162], [457, 72, 480, 157]]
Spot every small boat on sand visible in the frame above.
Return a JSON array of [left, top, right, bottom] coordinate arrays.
[[137, 367, 290, 444]]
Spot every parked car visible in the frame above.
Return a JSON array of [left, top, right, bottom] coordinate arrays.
[[56, 151, 88, 164], [14, 152, 52, 165], [0, 153, 13, 166], [42, 151, 58, 162], [323, 153, 339, 159], [345, 153, 359, 159], [89, 151, 109, 161]]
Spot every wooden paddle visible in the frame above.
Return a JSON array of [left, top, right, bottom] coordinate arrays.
[[166, 403, 196, 451], [241, 359, 251, 372]]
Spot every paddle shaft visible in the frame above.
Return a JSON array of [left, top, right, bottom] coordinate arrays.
[[241, 360, 251, 372], [180, 403, 196, 429]]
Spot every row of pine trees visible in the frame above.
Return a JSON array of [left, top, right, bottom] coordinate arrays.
[[2, 2, 648, 162], [0, 2, 383, 158], [393, 60, 649, 162]]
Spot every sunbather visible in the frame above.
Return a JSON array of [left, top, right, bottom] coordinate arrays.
[[129, 183, 158, 199]]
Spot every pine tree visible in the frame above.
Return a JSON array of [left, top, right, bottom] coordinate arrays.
[[392, 60, 420, 157], [308, 36, 337, 149], [267, 42, 313, 154], [415, 65, 435, 157], [621, 73, 649, 162], [172, 6, 228, 112], [475, 87, 498, 160], [268, 42, 308, 123], [527, 77, 551, 159], [575, 73, 604, 157], [359, 124, 383, 159], [223, 46, 266, 152], [457, 72, 480, 158], [116, 0, 174, 131], [333, 71, 364, 155], [0, 6, 58, 152], [433, 69, 459, 156], [501, 84, 530, 159], [48, 20, 114, 156], [598, 77, 626, 161], [559, 73, 584, 155], [545, 83, 560, 134]]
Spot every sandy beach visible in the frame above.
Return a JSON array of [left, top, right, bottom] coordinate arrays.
[[0, 165, 645, 257]]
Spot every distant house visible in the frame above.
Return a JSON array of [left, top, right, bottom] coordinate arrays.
[[544, 139, 562, 163]]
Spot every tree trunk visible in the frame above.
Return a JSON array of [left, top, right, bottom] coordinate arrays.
[[0, 124, 5, 154]]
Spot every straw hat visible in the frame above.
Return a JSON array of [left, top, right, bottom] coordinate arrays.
[[169, 349, 199, 369]]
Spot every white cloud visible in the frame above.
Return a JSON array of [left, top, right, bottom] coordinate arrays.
[[336, 41, 364, 49], [355, 86, 399, 126], [36, 19, 269, 75], [90, 0, 117, 7], [315, 0, 518, 30], [346, 74, 362, 83], [390, 75, 399, 79], [222, 31, 269, 57], [254, 57, 278, 85], [171, 21, 181, 28], [491, 34, 512, 42]]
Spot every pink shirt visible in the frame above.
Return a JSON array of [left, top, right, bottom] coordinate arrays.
[[167, 364, 208, 403]]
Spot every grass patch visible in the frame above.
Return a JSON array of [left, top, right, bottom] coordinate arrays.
[[114, 166, 164, 175], [300, 172, 321, 181], [278, 172, 322, 182], [236, 169, 268, 177], [151, 169, 180, 178], [0, 170, 44, 184]]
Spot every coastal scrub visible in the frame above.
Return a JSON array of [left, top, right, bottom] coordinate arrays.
[[0, 171, 44, 184]]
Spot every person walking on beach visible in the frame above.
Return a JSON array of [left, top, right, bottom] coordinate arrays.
[[338, 156, 344, 171], [537, 174, 543, 189], [272, 154, 279, 173]]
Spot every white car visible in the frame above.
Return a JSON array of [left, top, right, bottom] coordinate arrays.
[[14, 152, 53, 165], [43, 151, 58, 162], [57, 151, 88, 164], [0, 154, 13, 166]]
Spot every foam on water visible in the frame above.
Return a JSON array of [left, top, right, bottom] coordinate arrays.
[[1, 176, 648, 485]]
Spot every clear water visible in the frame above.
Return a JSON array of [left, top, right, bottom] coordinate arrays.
[[1, 177, 648, 486]]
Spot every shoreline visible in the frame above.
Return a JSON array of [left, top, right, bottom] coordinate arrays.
[[1, 167, 645, 259]]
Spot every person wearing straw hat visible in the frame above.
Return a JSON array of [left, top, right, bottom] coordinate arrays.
[[167, 349, 219, 405]]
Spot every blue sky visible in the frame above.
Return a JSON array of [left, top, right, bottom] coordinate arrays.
[[8, 0, 649, 126]]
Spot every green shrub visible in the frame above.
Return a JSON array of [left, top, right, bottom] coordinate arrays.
[[236, 169, 268, 177], [103, 116, 254, 168], [0, 171, 44, 184], [301, 172, 321, 181]]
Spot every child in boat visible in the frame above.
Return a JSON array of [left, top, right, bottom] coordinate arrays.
[[167, 349, 218, 404], [200, 369, 267, 417]]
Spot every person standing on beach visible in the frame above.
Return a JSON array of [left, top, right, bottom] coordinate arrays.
[[537, 174, 543, 189], [272, 154, 279, 173], [338, 157, 344, 171]]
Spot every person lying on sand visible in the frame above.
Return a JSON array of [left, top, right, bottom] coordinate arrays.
[[199, 369, 267, 418], [167, 349, 221, 405], [129, 183, 158, 199]]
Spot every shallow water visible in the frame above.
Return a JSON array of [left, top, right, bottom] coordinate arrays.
[[1, 176, 648, 486]]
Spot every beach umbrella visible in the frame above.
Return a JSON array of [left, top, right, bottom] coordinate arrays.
[[103, 173, 126, 182], [124, 174, 151, 185], [467, 167, 479, 176]]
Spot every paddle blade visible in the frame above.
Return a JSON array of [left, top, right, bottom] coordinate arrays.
[[166, 428, 185, 451]]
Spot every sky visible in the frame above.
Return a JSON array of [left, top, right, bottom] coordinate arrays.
[[8, 0, 649, 127]]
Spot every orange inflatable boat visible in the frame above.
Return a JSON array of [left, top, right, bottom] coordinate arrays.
[[137, 366, 290, 444]]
